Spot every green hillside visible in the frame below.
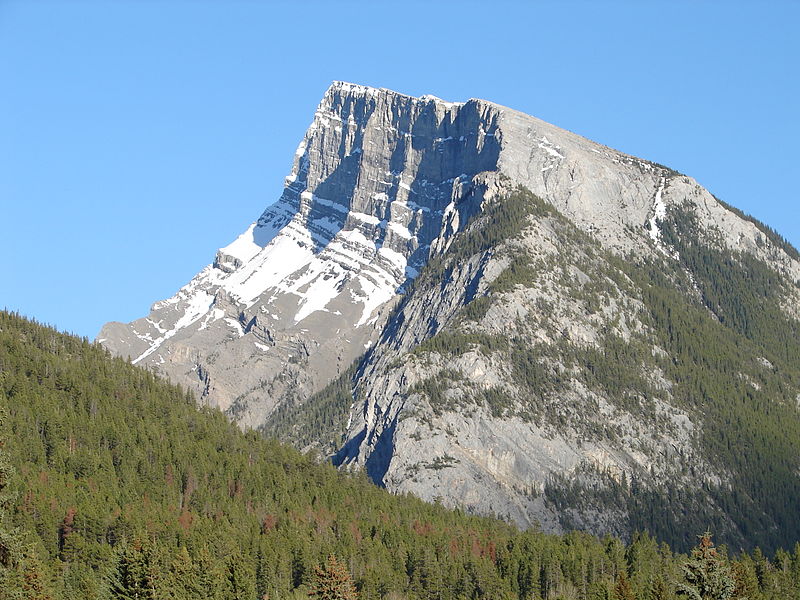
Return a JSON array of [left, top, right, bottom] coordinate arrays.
[[1, 310, 800, 600]]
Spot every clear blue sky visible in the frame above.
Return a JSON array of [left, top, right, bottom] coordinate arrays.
[[1, 1, 798, 339]]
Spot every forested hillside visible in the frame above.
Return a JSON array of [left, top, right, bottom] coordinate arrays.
[[1, 311, 800, 600]]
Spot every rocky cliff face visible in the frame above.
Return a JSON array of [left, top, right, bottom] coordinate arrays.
[[101, 82, 800, 551], [99, 82, 503, 427]]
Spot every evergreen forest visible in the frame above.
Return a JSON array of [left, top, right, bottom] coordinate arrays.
[[2, 311, 800, 599]]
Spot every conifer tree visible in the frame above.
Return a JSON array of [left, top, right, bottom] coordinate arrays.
[[730, 560, 758, 600], [677, 533, 736, 600], [226, 551, 256, 600], [308, 555, 357, 600], [0, 412, 16, 560], [108, 540, 156, 600], [0, 407, 22, 596], [10, 311, 800, 600], [193, 546, 224, 600], [167, 546, 196, 599], [19, 551, 54, 600], [613, 572, 636, 600], [649, 575, 671, 600]]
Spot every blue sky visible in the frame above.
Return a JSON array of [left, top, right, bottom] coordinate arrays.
[[1, 1, 798, 339]]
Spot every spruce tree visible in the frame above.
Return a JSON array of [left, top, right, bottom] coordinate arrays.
[[193, 546, 224, 600], [676, 533, 736, 600], [0, 407, 22, 596], [649, 575, 671, 600], [730, 560, 758, 600], [108, 540, 156, 600], [226, 552, 256, 600], [167, 546, 196, 599], [308, 555, 357, 600]]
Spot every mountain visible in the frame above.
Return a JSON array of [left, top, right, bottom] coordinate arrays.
[[99, 82, 800, 552]]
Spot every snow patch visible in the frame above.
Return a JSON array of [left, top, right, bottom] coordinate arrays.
[[300, 191, 349, 214], [646, 177, 679, 260], [354, 274, 396, 327], [133, 291, 215, 364], [538, 136, 565, 159], [199, 308, 225, 331], [291, 264, 344, 323], [387, 222, 412, 239], [647, 177, 667, 245], [219, 223, 262, 266], [219, 217, 317, 306], [350, 212, 380, 225], [146, 318, 166, 334], [224, 318, 245, 337], [420, 94, 460, 109], [378, 246, 407, 272]]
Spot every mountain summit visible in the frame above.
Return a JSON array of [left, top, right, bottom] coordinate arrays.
[[100, 82, 800, 550]]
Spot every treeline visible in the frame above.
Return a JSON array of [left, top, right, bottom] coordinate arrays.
[[1, 311, 800, 600]]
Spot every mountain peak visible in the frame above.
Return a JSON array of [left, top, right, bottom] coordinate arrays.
[[326, 80, 383, 96], [326, 80, 466, 109], [99, 83, 800, 549], [100, 79, 800, 417]]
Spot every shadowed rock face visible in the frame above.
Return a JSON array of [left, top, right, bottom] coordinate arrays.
[[100, 82, 800, 547]]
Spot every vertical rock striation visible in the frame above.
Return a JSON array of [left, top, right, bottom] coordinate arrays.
[[100, 82, 506, 427]]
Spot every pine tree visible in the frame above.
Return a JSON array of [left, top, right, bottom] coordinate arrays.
[[676, 533, 736, 600], [308, 555, 357, 600]]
